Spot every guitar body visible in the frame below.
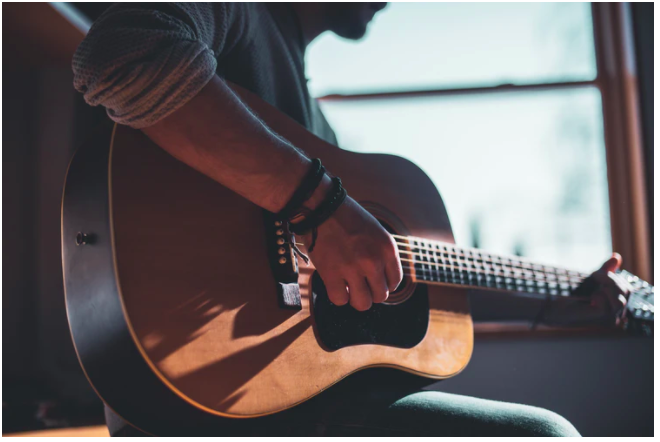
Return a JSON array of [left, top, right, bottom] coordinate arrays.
[[62, 86, 473, 434]]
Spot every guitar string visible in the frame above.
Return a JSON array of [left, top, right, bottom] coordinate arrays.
[[398, 256, 580, 282], [398, 263, 576, 283], [397, 268, 655, 313], [397, 243, 587, 278], [394, 244, 586, 284], [391, 234, 588, 277], [396, 245, 654, 306], [396, 251, 584, 284], [394, 241, 580, 275], [301, 236, 648, 303], [393, 241, 586, 278], [397, 259, 582, 287], [396, 266, 653, 310], [398, 267, 575, 294], [394, 244, 586, 281]]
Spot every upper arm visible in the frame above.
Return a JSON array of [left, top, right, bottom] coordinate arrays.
[[72, 3, 249, 128]]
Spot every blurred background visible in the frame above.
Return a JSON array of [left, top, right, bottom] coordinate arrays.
[[3, 2, 653, 437]]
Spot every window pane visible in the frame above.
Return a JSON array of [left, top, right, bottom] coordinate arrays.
[[306, 2, 597, 96], [319, 88, 611, 272]]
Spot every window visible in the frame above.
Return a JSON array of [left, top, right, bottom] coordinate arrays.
[[307, 2, 596, 95], [305, 2, 614, 274]]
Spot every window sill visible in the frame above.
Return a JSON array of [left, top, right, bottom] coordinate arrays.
[[473, 321, 622, 338]]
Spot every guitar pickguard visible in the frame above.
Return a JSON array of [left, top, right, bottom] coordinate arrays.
[[311, 272, 429, 350]]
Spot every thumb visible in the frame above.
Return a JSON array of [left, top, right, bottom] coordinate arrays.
[[599, 253, 622, 273]]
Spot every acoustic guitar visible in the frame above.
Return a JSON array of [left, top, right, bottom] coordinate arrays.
[[62, 84, 653, 434]]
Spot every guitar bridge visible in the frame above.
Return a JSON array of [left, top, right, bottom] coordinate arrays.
[[263, 211, 302, 310]]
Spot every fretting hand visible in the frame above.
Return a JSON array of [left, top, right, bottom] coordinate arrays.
[[542, 253, 635, 327]]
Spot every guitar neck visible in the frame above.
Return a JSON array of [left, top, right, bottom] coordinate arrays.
[[393, 234, 590, 297]]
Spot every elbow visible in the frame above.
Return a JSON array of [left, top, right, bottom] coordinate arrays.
[[73, 40, 217, 129]]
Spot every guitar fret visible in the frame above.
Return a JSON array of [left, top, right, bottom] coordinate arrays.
[[436, 243, 446, 284], [409, 245, 581, 296], [429, 242, 437, 282], [402, 235, 588, 298]]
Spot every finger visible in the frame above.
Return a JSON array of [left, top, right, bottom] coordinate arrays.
[[599, 253, 622, 273], [325, 279, 349, 306], [593, 273, 631, 317], [347, 277, 373, 312], [385, 239, 404, 292], [608, 272, 634, 297], [367, 272, 389, 304]]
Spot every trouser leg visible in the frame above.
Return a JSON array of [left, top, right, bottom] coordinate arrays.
[[104, 368, 580, 437]]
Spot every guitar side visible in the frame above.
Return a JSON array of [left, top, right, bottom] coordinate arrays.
[[62, 85, 473, 433]]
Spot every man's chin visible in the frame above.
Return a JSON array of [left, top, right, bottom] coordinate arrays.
[[335, 24, 369, 41]]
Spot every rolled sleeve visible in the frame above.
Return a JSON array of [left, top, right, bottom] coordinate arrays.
[[73, 5, 219, 128]]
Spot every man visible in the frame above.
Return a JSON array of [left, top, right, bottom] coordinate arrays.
[[73, 3, 628, 436]]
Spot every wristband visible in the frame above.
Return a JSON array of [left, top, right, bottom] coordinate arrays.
[[289, 177, 347, 252], [277, 158, 325, 220]]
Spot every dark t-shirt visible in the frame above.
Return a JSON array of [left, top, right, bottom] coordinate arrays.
[[73, 2, 337, 145]]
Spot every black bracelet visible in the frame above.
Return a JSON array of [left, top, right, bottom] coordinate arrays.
[[277, 158, 326, 220], [289, 177, 347, 252]]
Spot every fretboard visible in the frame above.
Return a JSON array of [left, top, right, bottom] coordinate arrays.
[[394, 235, 589, 297]]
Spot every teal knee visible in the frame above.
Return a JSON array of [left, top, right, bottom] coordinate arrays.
[[388, 391, 581, 437], [505, 404, 581, 437]]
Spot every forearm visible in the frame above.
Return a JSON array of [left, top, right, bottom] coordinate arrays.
[[142, 75, 330, 213]]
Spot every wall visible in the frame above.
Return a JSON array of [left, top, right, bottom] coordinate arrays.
[[432, 333, 653, 436], [3, 66, 106, 433]]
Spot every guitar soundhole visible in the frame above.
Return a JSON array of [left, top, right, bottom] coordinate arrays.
[[311, 272, 429, 351], [377, 220, 415, 305]]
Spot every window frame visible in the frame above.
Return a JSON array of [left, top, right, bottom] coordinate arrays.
[[316, 2, 651, 287]]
